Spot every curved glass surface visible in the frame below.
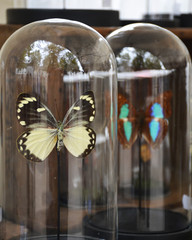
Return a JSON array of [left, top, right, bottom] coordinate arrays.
[[107, 23, 192, 236], [0, 19, 117, 240]]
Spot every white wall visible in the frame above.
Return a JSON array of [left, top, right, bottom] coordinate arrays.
[[119, 0, 147, 20], [0, 0, 14, 24], [148, 0, 191, 15]]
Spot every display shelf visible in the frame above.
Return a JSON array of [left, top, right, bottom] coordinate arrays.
[[2, 24, 192, 49]]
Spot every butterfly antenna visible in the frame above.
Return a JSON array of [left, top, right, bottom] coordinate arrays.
[[54, 98, 61, 120]]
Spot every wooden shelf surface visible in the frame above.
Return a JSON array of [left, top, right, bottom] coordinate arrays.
[[1, 24, 192, 49]]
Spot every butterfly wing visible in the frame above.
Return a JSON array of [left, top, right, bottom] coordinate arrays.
[[16, 93, 58, 161], [17, 128, 57, 162], [118, 94, 139, 148], [62, 91, 96, 158], [142, 91, 172, 148], [63, 91, 96, 127], [63, 126, 96, 158], [16, 93, 57, 129]]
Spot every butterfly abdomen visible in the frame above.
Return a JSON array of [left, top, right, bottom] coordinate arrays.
[[57, 127, 64, 151]]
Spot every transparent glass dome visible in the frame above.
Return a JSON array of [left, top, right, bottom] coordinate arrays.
[[107, 23, 192, 239], [0, 19, 117, 240]]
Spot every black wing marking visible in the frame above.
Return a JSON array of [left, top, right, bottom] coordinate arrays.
[[63, 91, 96, 127], [62, 91, 96, 158], [63, 126, 96, 158], [16, 91, 96, 160], [16, 93, 57, 128], [17, 128, 57, 162]]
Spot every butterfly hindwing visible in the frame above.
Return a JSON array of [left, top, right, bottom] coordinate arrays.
[[17, 128, 57, 162], [142, 118, 169, 148], [118, 94, 138, 148], [63, 126, 96, 158]]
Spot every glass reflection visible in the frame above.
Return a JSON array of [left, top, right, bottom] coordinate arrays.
[[116, 47, 165, 72], [17, 40, 83, 73]]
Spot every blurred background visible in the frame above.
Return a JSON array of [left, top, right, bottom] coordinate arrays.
[[0, 0, 192, 25]]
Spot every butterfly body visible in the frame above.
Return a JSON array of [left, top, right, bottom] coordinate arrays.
[[16, 91, 96, 162], [118, 91, 172, 148], [54, 121, 63, 151]]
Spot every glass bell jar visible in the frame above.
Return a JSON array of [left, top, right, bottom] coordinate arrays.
[[107, 23, 192, 239], [0, 19, 117, 240]]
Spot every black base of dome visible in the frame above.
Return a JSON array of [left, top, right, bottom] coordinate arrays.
[[84, 207, 192, 240], [12, 234, 102, 240], [6, 8, 120, 26]]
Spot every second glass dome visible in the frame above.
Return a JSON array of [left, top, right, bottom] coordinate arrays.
[[107, 23, 192, 240]]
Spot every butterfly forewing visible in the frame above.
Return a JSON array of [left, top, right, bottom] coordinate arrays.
[[63, 91, 96, 128], [145, 91, 172, 119], [16, 93, 57, 128], [118, 94, 139, 148]]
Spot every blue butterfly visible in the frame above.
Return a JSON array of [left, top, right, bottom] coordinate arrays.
[[118, 91, 172, 148]]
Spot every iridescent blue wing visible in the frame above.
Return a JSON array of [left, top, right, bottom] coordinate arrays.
[[118, 94, 139, 148], [142, 91, 172, 148]]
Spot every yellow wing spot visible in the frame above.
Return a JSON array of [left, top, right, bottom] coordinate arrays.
[[20, 146, 23, 151], [86, 97, 92, 101], [93, 110, 95, 115], [24, 97, 34, 102], [89, 100, 94, 104], [89, 116, 94, 122], [19, 139, 23, 144], [17, 108, 21, 113], [92, 134, 95, 139], [18, 103, 24, 108], [80, 95, 89, 100], [17, 116, 20, 120], [73, 106, 80, 111], [21, 100, 29, 104], [92, 104, 95, 109], [20, 121, 26, 126], [32, 97, 37, 101], [23, 133, 27, 138], [37, 107, 46, 112], [90, 146, 93, 149]]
